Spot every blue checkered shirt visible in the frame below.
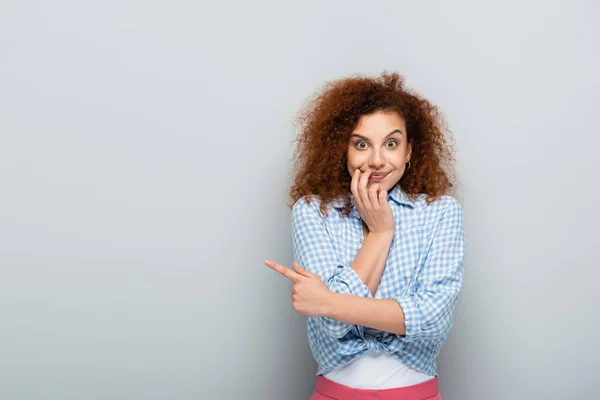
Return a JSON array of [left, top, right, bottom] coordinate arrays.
[[291, 184, 465, 376]]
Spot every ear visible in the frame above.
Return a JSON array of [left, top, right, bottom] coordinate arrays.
[[406, 139, 413, 162]]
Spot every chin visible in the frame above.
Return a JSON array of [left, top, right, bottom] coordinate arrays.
[[387, 177, 402, 190]]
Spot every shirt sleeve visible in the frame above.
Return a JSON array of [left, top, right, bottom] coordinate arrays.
[[393, 196, 465, 342], [292, 197, 373, 339]]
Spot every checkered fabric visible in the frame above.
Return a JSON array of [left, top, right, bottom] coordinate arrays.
[[291, 184, 465, 376]]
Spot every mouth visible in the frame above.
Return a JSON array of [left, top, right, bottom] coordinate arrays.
[[369, 172, 389, 181]]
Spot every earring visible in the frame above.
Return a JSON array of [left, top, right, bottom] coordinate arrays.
[[406, 161, 411, 170]]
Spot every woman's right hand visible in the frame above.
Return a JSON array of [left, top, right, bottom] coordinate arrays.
[[350, 169, 396, 235]]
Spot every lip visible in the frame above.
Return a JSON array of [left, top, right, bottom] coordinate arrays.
[[369, 172, 389, 181]]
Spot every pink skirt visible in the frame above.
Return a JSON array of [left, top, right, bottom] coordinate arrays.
[[309, 375, 442, 400]]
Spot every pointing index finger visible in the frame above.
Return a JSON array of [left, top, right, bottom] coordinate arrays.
[[265, 260, 301, 282]]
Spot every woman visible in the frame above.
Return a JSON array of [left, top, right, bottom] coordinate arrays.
[[266, 72, 465, 400]]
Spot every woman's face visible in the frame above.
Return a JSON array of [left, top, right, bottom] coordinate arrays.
[[346, 110, 412, 192]]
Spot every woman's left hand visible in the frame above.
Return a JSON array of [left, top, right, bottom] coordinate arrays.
[[265, 260, 333, 317]]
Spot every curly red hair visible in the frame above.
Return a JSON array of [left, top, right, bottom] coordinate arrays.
[[289, 71, 456, 216]]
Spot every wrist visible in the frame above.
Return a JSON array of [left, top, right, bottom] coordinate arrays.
[[322, 291, 341, 318], [367, 229, 395, 239]]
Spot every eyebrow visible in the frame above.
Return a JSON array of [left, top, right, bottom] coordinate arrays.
[[350, 129, 404, 141]]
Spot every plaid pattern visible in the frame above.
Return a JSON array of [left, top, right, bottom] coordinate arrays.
[[291, 184, 465, 376]]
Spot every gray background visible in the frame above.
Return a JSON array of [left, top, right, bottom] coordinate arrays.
[[1, 1, 598, 399]]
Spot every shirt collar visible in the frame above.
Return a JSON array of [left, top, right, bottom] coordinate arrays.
[[330, 184, 415, 209]]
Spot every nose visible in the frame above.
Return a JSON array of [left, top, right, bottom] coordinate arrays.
[[368, 149, 385, 169]]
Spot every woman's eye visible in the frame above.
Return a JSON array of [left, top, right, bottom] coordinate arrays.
[[386, 140, 398, 148], [356, 141, 368, 149]]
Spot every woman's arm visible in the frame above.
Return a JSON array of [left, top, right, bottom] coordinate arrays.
[[348, 170, 396, 296], [350, 230, 394, 296], [326, 294, 406, 335], [266, 258, 406, 334], [393, 197, 465, 342]]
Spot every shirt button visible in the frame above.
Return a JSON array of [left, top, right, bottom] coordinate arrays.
[[359, 237, 364, 244]]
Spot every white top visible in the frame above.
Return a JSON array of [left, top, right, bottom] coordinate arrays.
[[323, 287, 434, 389]]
